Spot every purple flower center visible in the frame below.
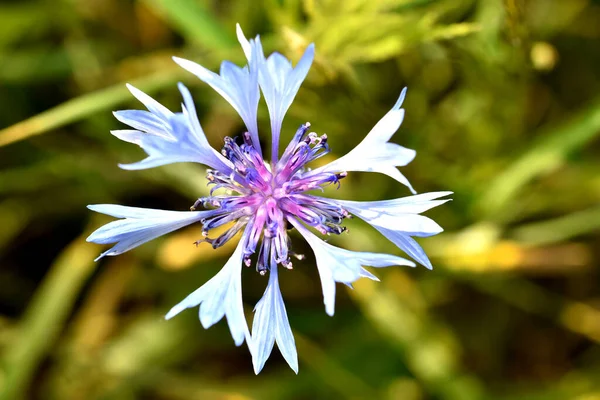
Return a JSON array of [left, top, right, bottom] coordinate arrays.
[[192, 123, 349, 274]]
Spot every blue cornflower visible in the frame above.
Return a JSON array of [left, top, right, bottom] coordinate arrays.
[[87, 24, 451, 374]]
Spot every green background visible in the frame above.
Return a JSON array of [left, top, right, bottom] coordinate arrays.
[[1, 0, 600, 399]]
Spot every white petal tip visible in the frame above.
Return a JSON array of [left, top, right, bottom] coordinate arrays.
[[253, 362, 265, 375], [394, 87, 408, 109], [125, 83, 139, 94], [233, 336, 245, 347], [235, 23, 244, 37], [421, 259, 434, 270], [165, 305, 186, 320]]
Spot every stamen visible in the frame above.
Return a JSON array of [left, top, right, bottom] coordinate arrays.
[[194, 126, 348, 275]]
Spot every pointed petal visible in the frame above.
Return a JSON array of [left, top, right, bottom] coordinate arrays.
[[309, 89, 416, 192], [332, 192, 452, 268], [236, 27, 314, 162], [360, 268, 380, 281], [113, 110, 172, 139], [173, 56, 261, 153], [126, 83, 172, 120], [251, 265, 298, 374], [290, 218, 415, 316], [165, 232, 251, 346], [336, 193, 449, 236], [339, 191, 452, 214], [260, 45, 315, 160], [113, 85, 230, 171], [374, 228, 434, 270], [87, 205, 214, 260], [236, 23, 252, 60]]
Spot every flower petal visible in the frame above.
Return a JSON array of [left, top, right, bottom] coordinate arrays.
[[309, 88, 417, 193], [172, 56, 261, 154], [334, 192, 452, 269], [251, 264, 298, 374], [87, 204, 215, 261], [165, 230, 251, 346], [125, 83, 172, 121], [236, 25, 315, 162], [371, 227, 434, 270], [114, 84, 231, 171], [113, 110, 172, 139], [340, 191, 453, 214], [290, 218, 415, 316]]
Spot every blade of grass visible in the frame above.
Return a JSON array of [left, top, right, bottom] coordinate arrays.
[[477, 96, 600, 220], [511, 205, 600, 246], [142, 0, 236, 50], [0, 68, 181, 148]]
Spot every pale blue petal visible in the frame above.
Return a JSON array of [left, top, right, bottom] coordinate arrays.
[[346, 209, 442, 236], [359, 268, 380, 281], [236, 23, 252, 59], [339, 191, 453, 214], [373, 228, 433, 270], [165, 232, 251, 346], [172, 56, 261, 154], [114, 114, 230, 172], [86, 205, 214, 261], [290, 219, 415, 316], [333, 192, 452, 268], [308, 89, 416, 193], [113, 110, 172, 139], [113, 85, 231, 171], [251, 265, 298, 374], [236, 25, 314, 161], [177, 83, 212, 149], [261, 46, 315, 160], [336, 193, 450, 236], [126, 83, 172, 120]]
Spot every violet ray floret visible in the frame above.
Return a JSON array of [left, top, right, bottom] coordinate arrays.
[[86, 23, 452, 375]]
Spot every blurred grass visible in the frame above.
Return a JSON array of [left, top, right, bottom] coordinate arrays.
[[0, 0, 599, 399]]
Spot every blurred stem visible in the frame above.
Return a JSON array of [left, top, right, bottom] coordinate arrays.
[[511, 205, 600, 246], [0, 69, 181, 148], [477, 96, 600, 221], [294, 332, 377, 399], [0, 235, 98, 400]]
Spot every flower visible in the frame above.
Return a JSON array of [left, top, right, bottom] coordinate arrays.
[[87, 24, 452, 374]]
